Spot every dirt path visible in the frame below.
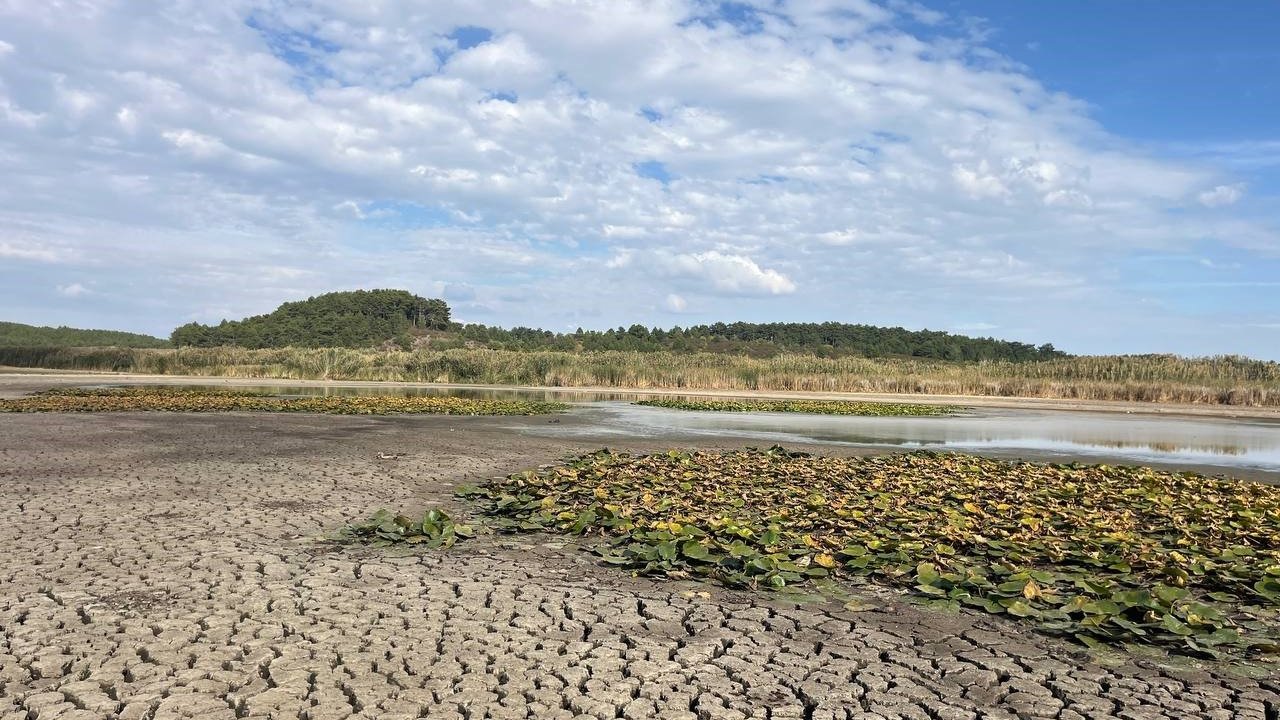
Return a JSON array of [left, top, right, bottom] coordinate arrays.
[[1, 409, 1276, 720], [2, 370, 1277, 420]]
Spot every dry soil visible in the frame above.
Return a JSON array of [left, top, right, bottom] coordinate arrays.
[[1, 400, 1277, 719]]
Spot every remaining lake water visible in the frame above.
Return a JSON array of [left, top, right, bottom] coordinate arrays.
[[155, 384, 1280, 475]]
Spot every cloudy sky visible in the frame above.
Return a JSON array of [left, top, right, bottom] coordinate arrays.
[[1, 1, 1278, 357]]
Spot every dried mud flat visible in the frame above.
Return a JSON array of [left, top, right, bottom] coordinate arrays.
[[1, 411, 1277, 720]]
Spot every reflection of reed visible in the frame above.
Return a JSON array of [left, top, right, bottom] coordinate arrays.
[[952, 432, 1257, 456], [1080, 438, 1245, 456], [952, 430, 1259, 453]]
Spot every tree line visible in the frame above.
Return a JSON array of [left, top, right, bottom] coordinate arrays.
[[0, 321, 170, 348], [455, 321, 1066, 361], [9, 288, 1064, 362], [170, 290, 450, 348]]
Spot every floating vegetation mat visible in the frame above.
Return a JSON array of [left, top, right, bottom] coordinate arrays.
[[634, 398, 954, 416], [467, 447, 1280, 658], [0, 387, 568, 416]]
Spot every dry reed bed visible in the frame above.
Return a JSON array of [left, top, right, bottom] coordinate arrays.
[[2, 346, 1277, 406]]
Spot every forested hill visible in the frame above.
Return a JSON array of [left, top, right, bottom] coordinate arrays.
[[0, 321, 170, 348], [167, 289, 1061, 360], [458, 322, 1067, 361], [171, 290, 450, 348]]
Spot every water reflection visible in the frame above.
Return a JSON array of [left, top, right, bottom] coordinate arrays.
[[125, 384, 1280, 473], [529, 402, 1280, 473]]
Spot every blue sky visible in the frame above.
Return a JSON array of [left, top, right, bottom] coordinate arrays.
[[971, 2, 1280, 142], [0, 1, 1277, 358]]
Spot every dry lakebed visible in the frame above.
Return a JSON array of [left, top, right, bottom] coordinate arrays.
[[0, 376, 1277, 720]]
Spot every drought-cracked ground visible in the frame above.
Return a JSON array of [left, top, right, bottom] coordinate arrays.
[[1, 408, 1277, 720]]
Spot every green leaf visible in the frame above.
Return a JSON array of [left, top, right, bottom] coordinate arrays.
[[681, 541, 711, 562], [1004, 601, 1036, 618]]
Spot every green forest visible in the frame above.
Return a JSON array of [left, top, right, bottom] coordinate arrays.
[[6, 289, 1065, 362], [0, 321, 169, 348], [166, 289, 1064, 361], [457, 321, 1066, 361], [170, 290, 450, 349]]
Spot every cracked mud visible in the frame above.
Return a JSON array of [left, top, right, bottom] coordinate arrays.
[[1, 409, 1277, 720]]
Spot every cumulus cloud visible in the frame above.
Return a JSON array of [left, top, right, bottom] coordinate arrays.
[[664, 293, 688, 312], [651, 250, 797, 296], [1198, 183, 1245, 208], [0, 1, 1274, 355], [952, 164, 1009, 200]]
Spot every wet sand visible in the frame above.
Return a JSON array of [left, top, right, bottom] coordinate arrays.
[[2, 404, 1277, 719]]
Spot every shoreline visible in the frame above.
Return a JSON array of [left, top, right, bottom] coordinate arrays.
[[2, 368, 1279, 420]]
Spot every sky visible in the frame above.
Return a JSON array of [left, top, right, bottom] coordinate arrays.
[[1, 1, 1278, 358]]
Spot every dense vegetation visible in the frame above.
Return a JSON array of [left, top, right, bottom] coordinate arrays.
[[2, 346, 1274, 406], [0, 321, 169, 348], [7, 290, 1064, 361], [170, 290, 450, 349], [6, 290, 1277, 406], [635, 398, 954, 416], [160, 290, 1065, 361], [456, 321, 1066, 362], [467, 447, 1280, 658], [0, 387, 566, 416]]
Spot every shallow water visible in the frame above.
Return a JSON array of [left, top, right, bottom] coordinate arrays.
[[131, 384, 1280, 473], [523, 402, 1280, 474]]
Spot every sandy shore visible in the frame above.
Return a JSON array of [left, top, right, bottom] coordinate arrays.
[[3, 369, 1278, 420], [1, 405, 1277, 719]]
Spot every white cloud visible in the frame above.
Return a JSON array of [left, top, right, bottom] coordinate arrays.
[[652, 250, 797, 296], [162, 129, 227, 159], [951, 163, 1009, 200], [446, 33, 548, 91], [1043, 189, 1092, 209], [1198, 183, 1245, 208], [604, 250, 633, 269], [57, 283, 89, 297], [0, 1, 1274, 356], [0, 241, 63, 263], [817, 229, 860, 245], [664, 293, 687, 312]]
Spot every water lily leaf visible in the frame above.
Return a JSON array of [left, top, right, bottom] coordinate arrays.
[[681, 541, 712, 561], [1004, 601, 1037, 618], [462, 446, 1280, 660]]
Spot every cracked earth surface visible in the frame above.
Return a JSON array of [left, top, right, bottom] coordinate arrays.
[[1, 409, 1277, 720]]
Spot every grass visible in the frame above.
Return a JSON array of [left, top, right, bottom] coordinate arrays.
[[1, 346, 1278, 406], [0, 387, 567, 415], [635, 398, 954, 415], [463, 447, 1280, 659]]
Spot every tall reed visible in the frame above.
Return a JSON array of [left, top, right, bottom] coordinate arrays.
[[2, 346, 1277, 406]]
